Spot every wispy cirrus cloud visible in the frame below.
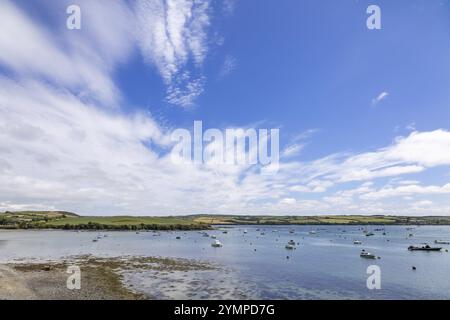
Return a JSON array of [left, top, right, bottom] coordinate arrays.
[[0, 0, 126, 106], [371, 91, 389, 106], [134, 0, 211, 107], [0, 0, 214, 108], [219, 54, 237, 78]]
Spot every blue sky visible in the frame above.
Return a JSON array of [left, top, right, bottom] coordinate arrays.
[[0, 0, 450, 215]]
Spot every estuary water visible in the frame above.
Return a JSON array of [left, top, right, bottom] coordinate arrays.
[[1, 225, 450, 299]]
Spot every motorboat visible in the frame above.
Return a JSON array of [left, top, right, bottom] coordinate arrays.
[[365, 232, 374, 237], [408, 245, 442, 251], [243, 230, 248, 234], [308, 230, 317, 235], [285, 244, 295, 250], [353, 240, 362, 245], [211, 235, 217, 239], [360, 250, 377, 259], [211, 240, 223, 248], [288, 240, 296, 245]]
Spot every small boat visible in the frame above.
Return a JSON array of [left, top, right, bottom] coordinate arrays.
[[360, 250, 377, 259], [211, 240, 223, 248], [260, 232, 265, 236], [92, 239, 98, 242], [353, 240, 362, 245], [211, 235, 217, 239], [308, 230, 317, 235], [285, 244, 295, 250], [176, 236, 181, 240], [288, 240, 296, 245], [202, 232, 209, 237], [365, 232, 374, 237], [222, 231, 228, 234], [289, 229, 295, 234], [434, 240, 450, 245], [408, 245, 442, 251], [243, 230, 248, 234]]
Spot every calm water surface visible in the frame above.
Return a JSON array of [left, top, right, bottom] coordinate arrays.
[[1, 225, 450, 299]]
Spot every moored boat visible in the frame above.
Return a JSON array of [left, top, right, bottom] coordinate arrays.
[[434, 240, 450, 245], [408, 245, 442, 251], [360, 250, 377, 259], [211, 240, 223, 248]]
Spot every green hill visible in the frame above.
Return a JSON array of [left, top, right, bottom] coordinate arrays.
[[0, 211, 208, 230], [2, 211, 450, 230]]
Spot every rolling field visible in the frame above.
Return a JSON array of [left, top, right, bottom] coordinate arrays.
[[2, 211, 450, 230]]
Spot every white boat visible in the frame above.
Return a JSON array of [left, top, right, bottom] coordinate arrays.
[[353, 240, 362, 245], [211, 240, 223, 248], [285, 244, 295, 250], [360, 250, 377, 259], [309, 230, 317, 235], [243, 230, 248, 234], [211, 235, 217, 239], [435, 240, 450, 245], [288, 240, 296, 245]]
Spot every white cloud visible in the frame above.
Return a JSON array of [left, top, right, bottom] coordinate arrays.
[[281, 144, 304, 158], [134, 0, 211, 107], [0, 0, 134, 106], [360, 183, 450, 200], [371, 91, 389, 106], [219, 55, 237, 78], [406, 121, 416, 131], [0, 0, 213, 108], [223, 0, 235, 15], [280, 198, 297, 205], [1, 2, 450, 216]]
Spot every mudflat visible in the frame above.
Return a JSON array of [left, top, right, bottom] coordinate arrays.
[[0, 256, 213, 300]]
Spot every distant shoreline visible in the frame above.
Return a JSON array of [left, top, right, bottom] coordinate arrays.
[[2, 211, 450, 230]]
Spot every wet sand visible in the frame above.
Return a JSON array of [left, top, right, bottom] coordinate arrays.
[[0, 255, 215, 300]]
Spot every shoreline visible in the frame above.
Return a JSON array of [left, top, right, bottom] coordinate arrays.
[[0, 255, 215, 300]]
